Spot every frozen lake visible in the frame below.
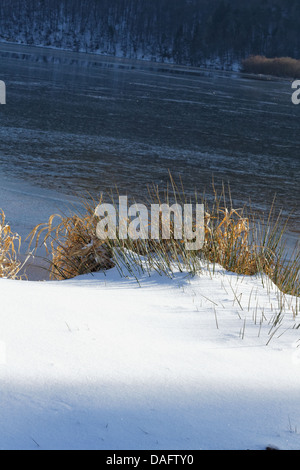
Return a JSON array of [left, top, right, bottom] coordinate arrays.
[[0, 43, 299, 253]]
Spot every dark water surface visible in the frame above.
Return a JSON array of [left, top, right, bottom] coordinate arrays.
[[0, 43, 299, 253]]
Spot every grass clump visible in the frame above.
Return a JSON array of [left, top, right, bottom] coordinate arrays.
[[201, 186, 299, 297], [203, 202, 260, 276], [27, 179, 299, 298], [28, 199, 114, 280], [0, 209, 22, 279], [241, 55, 300, 78]]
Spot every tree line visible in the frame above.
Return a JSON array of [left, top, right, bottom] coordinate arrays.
[[0, 0, 299, 68]]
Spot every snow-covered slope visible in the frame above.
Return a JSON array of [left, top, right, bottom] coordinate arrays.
[[0, 263, 299, 450]]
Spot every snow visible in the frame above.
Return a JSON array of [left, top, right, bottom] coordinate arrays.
[[0, 260, 299, 450]]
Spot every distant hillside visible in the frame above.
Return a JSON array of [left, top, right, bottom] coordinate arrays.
[[0, 0, 299, 69]]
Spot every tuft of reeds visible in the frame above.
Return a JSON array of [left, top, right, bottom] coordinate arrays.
[[28, 197, 114, 280], [241, 55, 300, 78], [27, 179, 299, 298], [0, 209, 22, 279], [203, 196, 260, 276]]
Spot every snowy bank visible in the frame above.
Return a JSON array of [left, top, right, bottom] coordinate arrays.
[[0, 263, 299, 451]]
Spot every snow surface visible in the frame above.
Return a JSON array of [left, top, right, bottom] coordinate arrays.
[[0, 260, 299, 451]]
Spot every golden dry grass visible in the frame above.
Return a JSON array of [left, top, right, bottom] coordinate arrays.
[[0, 209, 22, 279], [204, 207, 261, 275], [242, 55, 300, 78], [28, 199, 114, 280], [26, 181, 299, 298]]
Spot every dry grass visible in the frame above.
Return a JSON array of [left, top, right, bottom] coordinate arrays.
[[241, 55, 300, 78], [204, 207, 262, 276], [0, 209, 22, 279], [27, 180, 299, 298], [28, 198, 114, 280]]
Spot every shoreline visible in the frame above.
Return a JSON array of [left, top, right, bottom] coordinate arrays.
[[0, 40, 295, 83], [0, 39, 241, 78], [0, 173, 298, 284]]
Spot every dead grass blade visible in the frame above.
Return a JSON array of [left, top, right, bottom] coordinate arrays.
[[0, 209, 22, 279]]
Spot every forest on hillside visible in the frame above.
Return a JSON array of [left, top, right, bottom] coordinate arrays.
[[0, 0, 299, 68]]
